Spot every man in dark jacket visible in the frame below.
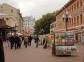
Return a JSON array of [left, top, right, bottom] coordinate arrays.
[[28, 35, 32, 46], [13, 34, 20, 49], [0, 37, 5, 62], [9, 36, 14, 49], [35, 35, 39, 48]]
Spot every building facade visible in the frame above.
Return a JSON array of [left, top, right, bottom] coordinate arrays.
[[50, 0, 84, 42], [0, 3, 23, 32], [23, 16, 35, 35], [0, 13, 16, 40]]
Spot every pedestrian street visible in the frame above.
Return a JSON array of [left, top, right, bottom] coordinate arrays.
[[3, 41, 84, 62]]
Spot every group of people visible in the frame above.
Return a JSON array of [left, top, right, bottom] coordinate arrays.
[[23, 35, 40, 48], [0, 33, 49, 62], [9, 34, 22, 49], [23, 35, 32, 48], [8, 34, 41, 49]]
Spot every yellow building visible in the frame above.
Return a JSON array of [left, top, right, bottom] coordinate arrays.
[[0, 13, 17, 40], [0, 3, 23, 32]]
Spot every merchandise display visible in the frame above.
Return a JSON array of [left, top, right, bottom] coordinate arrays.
[[55, 38, 75, 46], [56, 46, 76, 55], [54, 32, 77, 56]]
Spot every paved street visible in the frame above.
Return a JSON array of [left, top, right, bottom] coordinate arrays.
[[3, 42, 84, 62]]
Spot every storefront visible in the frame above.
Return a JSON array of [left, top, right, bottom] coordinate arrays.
[[68, 26, 84, 43], [53, 25, 84, 43]]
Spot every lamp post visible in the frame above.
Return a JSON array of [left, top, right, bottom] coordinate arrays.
[[63, 11, 71, 31]]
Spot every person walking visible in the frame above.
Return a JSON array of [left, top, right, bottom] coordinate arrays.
[[43, 38, 45, 45], [9, 35, 14, 49], [24, 35, 28, 48], [43, 36, 48, 49], [18, 36, 22, 48], [13, 34, 20, 49], [28, 35, 32, 46], [35, 35, 39, 48], [0, 37, 5, 62]]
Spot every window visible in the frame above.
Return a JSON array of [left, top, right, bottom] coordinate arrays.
[[50, 24, 54, 29], [80, 0, 82, 6], [1, 6, 2, 8], [72, 18, 74, 26], [72, 6, 73, 11], [69, 18, 71, 26], [55, 24, 56, 27], [77, 2, 79, 8], [11, 9, 13, 13], [77, 16, 79, 25], [71, 18, 73, 26], [69, 18, 71, 22], [74, 17, 76, 26], [74, 4, 76, 10], [6, 18, 9, 20], [80, 14, 82, 24], [69, 7, 71, 13]]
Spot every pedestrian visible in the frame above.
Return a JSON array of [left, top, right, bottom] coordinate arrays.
[[17, 35, 21, 49], [9, 35, 14, 49], [43, 38, 45, 45], [13, 34, 20, 49], [39, 35, 42, 45], [28, 35, 32, 46], [0, 37, 5, 62], [35, 35, 39, 48], [24, 35, 28, 48], [22, 36, 24, 41], [18, 36, 22, 48], [43, 36, 48, 49]]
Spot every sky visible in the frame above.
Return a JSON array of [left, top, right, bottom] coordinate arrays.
[[0, 0, 70, 20]]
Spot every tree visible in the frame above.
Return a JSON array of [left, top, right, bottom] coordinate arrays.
[[34, 12, 56, 34]]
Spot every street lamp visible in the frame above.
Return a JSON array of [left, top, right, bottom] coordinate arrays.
[[63, 11, 71, 31]]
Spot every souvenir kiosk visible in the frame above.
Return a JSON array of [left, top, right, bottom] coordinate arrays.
[[55, 31, 76, 56]]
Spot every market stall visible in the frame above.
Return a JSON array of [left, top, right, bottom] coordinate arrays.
[[54, 32, 77, 56]]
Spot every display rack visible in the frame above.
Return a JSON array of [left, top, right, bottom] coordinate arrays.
[[55, 32, 76, 56]]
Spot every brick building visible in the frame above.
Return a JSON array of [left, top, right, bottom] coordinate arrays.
[[50, 0, 84, 42]]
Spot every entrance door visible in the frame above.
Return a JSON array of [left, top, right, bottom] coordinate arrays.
[[75, 33, 81, 43]]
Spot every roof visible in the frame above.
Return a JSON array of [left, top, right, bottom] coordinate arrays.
[[1, 3, 18, 10], [56, 0, 76, 16]]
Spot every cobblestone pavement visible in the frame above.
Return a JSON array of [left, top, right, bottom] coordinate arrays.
[[3, 41, 84, 62]]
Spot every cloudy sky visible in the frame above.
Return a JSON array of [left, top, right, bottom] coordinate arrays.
[[0, 0, 70, 20]]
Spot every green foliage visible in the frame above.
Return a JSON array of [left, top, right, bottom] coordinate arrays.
[[34, 12, 56, 34]]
